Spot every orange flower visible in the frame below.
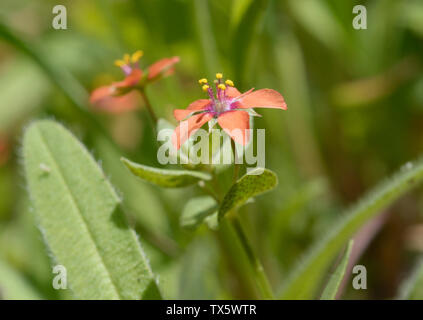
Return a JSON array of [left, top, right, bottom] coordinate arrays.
[[90, 51, 179, 113], [172, 74, 287, 149]]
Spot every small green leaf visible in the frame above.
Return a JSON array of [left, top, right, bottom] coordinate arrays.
[[23, 120, 161, 300], [180, 196, 218, 230], [320, 240, 354, 300], [121, 157, 211, 188], [219, 168, 278, 219]]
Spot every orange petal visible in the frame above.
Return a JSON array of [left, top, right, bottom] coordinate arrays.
[[90, 85, 115, 104], [172, 112, 213, 150], [173, 99, 211, 121], [148, 56, 180, 82], [217, 110, 250, 145], [226, 86, 241, 99], [237, 89, 287, 110], [90, 86, 139, 114], [115, 69, 143, 88]]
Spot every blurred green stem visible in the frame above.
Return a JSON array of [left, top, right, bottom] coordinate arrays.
[[139, 90, 158, 128], [231, 216, 274, 299]]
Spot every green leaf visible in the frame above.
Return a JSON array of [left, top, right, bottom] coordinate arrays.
[[180, 196, 218, 230], [0, 257, 42, 300], [121, 157, 212, 188], [219, 168, 278, 219], [398, 257, 423, 299], [23, 120, 161, 300], [320, 240, 354, 300], [279, 159, 423, 299]]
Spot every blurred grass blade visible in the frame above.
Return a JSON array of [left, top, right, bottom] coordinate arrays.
[[0, 21, 87, 109], [193, 0, 220, 76], [230, 0, 254, 30], [23, 120, 161, 300], [231, 0, 269, 85], [274, 31, 325, 178], [0, 20, 114, 145], [0, 257, 42, 300], [180, 196, 218, 230], [398, 257, 423, 299], [121, 157, 211, 188], [279, 159, 423, 299], [320, 240, 354, 300], [287, 0, 345, 52], [219, 168, 277, 219]]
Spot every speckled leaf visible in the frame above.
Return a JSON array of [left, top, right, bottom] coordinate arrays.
[[180, 196, 218, 230], [23, 120, 161, 300], [218, 168, 278, 219], [121, 157, 211, 188]]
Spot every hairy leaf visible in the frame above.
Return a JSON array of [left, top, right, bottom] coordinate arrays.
[[219, 168, 278, 219], [23, 120, 161, 300], [121, 157, 211, 188]]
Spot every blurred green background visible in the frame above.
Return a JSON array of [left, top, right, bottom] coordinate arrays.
[[0, 0, 423, 299]]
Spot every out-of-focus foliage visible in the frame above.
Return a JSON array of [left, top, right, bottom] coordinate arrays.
[[0, 0, 423, 299]]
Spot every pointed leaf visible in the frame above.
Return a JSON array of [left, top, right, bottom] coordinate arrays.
[[320, 240, 354, 300], [219, 168, 278, 219], [121, 157, 211, 188], [23, 120, 161, 300]]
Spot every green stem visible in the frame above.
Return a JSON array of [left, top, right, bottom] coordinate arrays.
[[232, 216, 274, 299], [139, 90, 158, 130], [216, 140, 274, 299], [231, 139, 241, 183]]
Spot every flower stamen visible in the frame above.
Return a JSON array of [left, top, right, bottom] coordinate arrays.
[[131, 50, 144, 63]]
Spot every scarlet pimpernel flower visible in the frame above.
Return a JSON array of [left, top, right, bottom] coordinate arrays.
[[172, 73, 287, 149], [90, 50, 179, 113]]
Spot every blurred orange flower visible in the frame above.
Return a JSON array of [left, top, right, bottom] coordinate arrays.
[[90, 51, 179, 113]]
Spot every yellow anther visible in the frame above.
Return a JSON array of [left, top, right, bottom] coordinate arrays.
[[218, 84, 226, 90], [198, 78, 208, 85], [114, 59, 126, 67], [202, 84, 210, 92], [123, 54, 131, 64], [131, 50, 143, 63], [216, 73, 223, 79], [225, 79, 234, 87]]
